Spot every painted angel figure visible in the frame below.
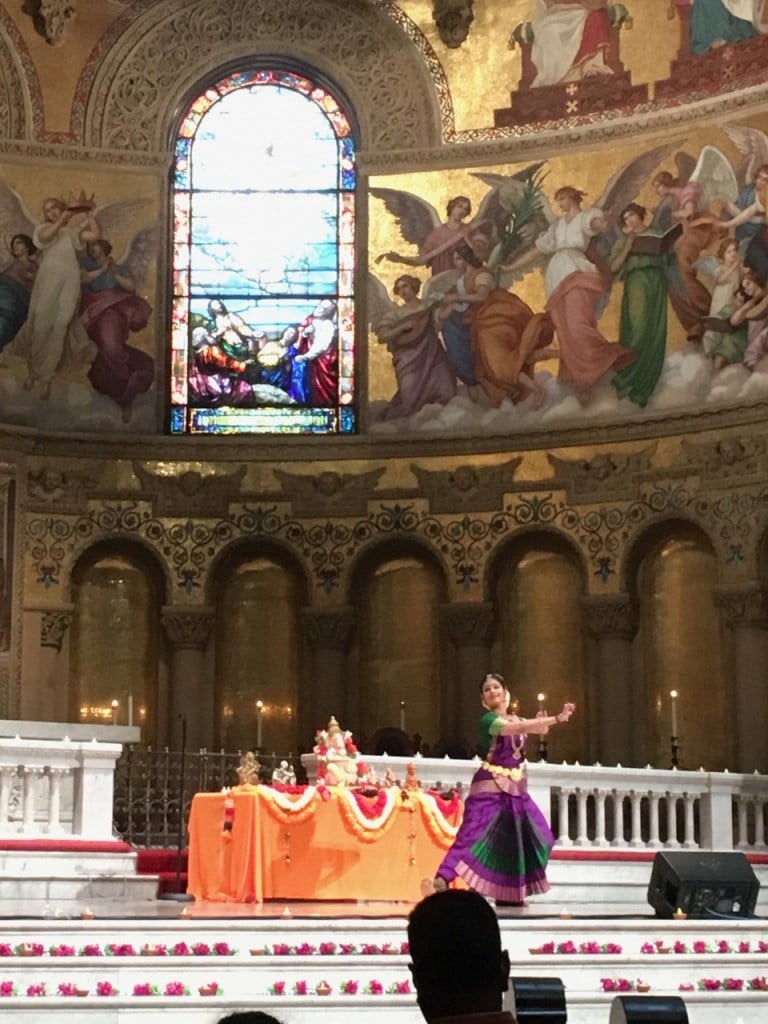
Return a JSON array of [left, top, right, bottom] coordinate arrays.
[[372, 165, 543, 278], [0, 232, 38, 355], [649, 146, 738, 339], [718, 123, 768, 283], [0, 180, 156, 403], [369, 271, 456, 420], [473, 144, 676, 397]]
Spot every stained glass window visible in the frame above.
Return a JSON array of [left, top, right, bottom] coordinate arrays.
[[170, 70, 356, 435]]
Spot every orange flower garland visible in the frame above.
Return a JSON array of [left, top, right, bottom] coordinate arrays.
[[336, 787, 401, 842], [417, 791, 462, 848], [258, 785, 320, 826]]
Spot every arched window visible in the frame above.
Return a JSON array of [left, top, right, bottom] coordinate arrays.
[[169, 69, 356, 435]]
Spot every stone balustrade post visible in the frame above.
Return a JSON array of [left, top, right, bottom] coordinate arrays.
[[161, 607, 214, 753], [582, 594, 639, 766], [713, 582, 768, 773]]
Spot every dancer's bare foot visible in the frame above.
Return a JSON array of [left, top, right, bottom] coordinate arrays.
[[420, 877, 448, 898]]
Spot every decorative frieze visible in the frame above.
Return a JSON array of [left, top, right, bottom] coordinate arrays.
[[582, 595, 639, 640], [301, 607, 356, 652], [160, 607, 214, 650]]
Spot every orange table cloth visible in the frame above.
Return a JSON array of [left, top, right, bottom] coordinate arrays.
[[187, 785, 462, 903]]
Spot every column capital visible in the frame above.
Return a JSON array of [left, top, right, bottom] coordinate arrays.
[[300, 607, 356, 652], [161, 606, 215, 649], [712, 583, 768, 628], [582, 594, 639, 640], [442, 601, 496, 647], [40, 609, 74, 651]]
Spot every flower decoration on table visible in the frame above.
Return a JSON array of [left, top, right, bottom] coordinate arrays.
[[164, 981, 189, 996], [314, 716, 363, 786], [531, 940, 623, 955], [270, 981, 286, 995], [107, 942, 137, 956], [15, 943, 44, 957], [319, 942, 337, 955], [294, 980, 309, 995], [337, 785, 403, 842], [418, 789, 462, 847], [199, 982, 221, 996], [26, 983, 46, 996], [141, 942, 168, 956], [80, 943, 103, 956], [57, 983, 90, 997], [96, 981, 118, 996], [341, 980, 359, 995], [389, 980, 413, 995], [749, 976, 768, 990], [0, 982, 16, 997], [294, 942, 316, 956], [600, 979, 646, 992], [366, 980, 385, 995], [0, 945, 11, 957], [133, 982, 159, 996], [340, 943, 357, 954], [50, 943, 77, 957]]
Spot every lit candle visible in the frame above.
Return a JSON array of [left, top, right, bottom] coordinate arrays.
[[670, 690, 679, 738], [110, 699, 119, 725], [128, 695, 134, 729], [256, 700, 264, 749], [537, 692, 546, 715], [400, 701, 406, 732]]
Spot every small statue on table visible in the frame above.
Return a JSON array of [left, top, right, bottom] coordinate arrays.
[[236, 750, 261, 788], [272, 759, 297, 786], [314, 716, 362, 786]]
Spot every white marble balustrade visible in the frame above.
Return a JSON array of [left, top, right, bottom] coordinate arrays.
[[0, 722, 139, 842], [303, 754, 768, 854]]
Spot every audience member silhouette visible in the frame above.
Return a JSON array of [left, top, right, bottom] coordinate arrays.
[[217, 1013, 283, 1024], [408, 889, 514, 1022]]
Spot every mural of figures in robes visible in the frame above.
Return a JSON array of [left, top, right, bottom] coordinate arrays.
[[369, 116, 768, 435]]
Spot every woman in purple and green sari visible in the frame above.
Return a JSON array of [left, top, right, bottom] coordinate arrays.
[[422, 672, 575, 904]]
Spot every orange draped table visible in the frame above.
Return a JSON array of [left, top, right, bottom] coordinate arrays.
[[187, 785, 463, 903]]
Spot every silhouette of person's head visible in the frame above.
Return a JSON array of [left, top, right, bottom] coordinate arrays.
[[217, 1014, 283, 1024], [408, 889, 510, 1021]]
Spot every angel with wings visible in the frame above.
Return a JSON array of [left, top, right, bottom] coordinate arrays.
[[372, 167, 544, 278], [716, 123, 768, 285], [369, 271, 456, 420], [0, 182, 156, 407], [649, 147, 737, 339], [78, 232, 156, 423]]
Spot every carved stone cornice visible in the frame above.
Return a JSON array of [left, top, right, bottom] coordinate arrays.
[[131, 463, 246, 517], [28, 0, 78, 47], [161, 607, 214, 649], [26, 463, 102, 512], [301, 607, 356, 652], [40, 609, 73, 651], [680, 436, 768, 488], [582, 594, 639, 640], [410, 460, 521, 513], [274, 468, 385, 518], [432, 0, 474, 49], [442, 601, 495, 647], [712, 583, 768, 628], [548, 447, 656, 503]]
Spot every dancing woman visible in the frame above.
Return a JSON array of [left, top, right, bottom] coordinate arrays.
[[422, 672, 575, 904]]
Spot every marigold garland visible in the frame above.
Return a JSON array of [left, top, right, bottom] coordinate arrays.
[[258, 785, 320, 825], [418, 791, 462, 847], [337, 787, 400, 842]]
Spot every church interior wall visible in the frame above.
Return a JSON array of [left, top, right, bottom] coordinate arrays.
[[0, 0, 766, 772]]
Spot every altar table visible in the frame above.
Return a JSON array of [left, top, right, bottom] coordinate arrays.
[[187, 786, 462, 903]]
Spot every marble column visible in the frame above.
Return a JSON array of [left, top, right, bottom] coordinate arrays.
[[39, 607, 73, 722], [582, 594, 639, 767], [442, 601, 496, 743], [161, 607, 214, 753], [300, 606, 356, 736], [712, 582, 768, 773]]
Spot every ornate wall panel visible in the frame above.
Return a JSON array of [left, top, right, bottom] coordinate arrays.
[[80, 0, 444, 153]]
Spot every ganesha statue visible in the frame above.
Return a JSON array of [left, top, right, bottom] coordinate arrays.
[[314, 716, 362, 786]]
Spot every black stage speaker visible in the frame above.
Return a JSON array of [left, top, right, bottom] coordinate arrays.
[[647, 850, 759, 918], [508, 977, 567, 1024], [609, 995, 688, 1024]]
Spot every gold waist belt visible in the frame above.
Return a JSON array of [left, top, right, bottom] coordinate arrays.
[[481, 761, 524, 781]]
